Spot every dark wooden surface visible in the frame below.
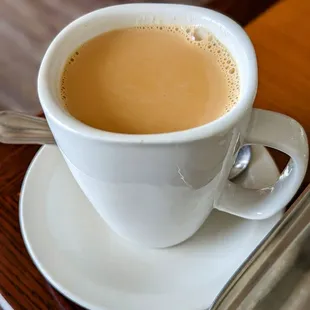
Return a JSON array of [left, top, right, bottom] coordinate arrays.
[[1, 0, 309, 309]]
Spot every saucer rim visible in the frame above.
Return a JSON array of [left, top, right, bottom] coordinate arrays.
[[19, 146, 102, 310], [19, 145, 282, 310]]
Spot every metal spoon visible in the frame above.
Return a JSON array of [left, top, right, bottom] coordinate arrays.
[[0, 111, 251, 180], [230, 144, 252, 180], [0, 110, 55, 145]]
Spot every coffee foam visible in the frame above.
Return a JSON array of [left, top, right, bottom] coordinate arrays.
[[61, 25, 239, 114], [134, 25, 240, 113]]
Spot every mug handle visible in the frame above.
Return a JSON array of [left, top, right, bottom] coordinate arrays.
[[214, 109, 308, 220]]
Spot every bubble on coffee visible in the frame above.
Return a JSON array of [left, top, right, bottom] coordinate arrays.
[[61, 51, 81, 103]]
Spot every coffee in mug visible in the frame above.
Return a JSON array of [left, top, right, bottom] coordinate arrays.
[[60, 25, 240, 134]]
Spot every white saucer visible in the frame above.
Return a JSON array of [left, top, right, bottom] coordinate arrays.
[[20, 145, 282, 310]]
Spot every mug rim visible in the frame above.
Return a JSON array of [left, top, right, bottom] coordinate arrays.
[[38, 3, 257, 144]]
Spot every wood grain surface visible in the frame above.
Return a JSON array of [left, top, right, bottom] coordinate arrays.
[[0, 0, 309, 309]]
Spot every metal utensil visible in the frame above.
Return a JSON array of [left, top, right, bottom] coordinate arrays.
[[229, 145, 251, 180], [0, 110, 251, 179], [210, 185, 310, 310], [0, 110, 55, 144]]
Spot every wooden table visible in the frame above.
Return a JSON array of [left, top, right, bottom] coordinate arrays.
[[0, 0, 309, 308]]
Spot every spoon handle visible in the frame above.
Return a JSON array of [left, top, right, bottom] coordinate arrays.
[[0, 111, 55, 145]]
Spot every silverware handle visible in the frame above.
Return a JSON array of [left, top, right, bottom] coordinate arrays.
[[0, 111, 55, 145]]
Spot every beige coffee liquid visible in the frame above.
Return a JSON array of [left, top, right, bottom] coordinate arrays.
[[61, 25, 239, 134]]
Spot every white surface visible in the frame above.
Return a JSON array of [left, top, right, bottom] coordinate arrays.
[[0, 294, 14, 310], [37, 4, 307, 247], [20, 145, 283, 310]]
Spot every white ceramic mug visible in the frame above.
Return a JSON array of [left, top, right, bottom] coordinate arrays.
[[38, 4, 308, 248]]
